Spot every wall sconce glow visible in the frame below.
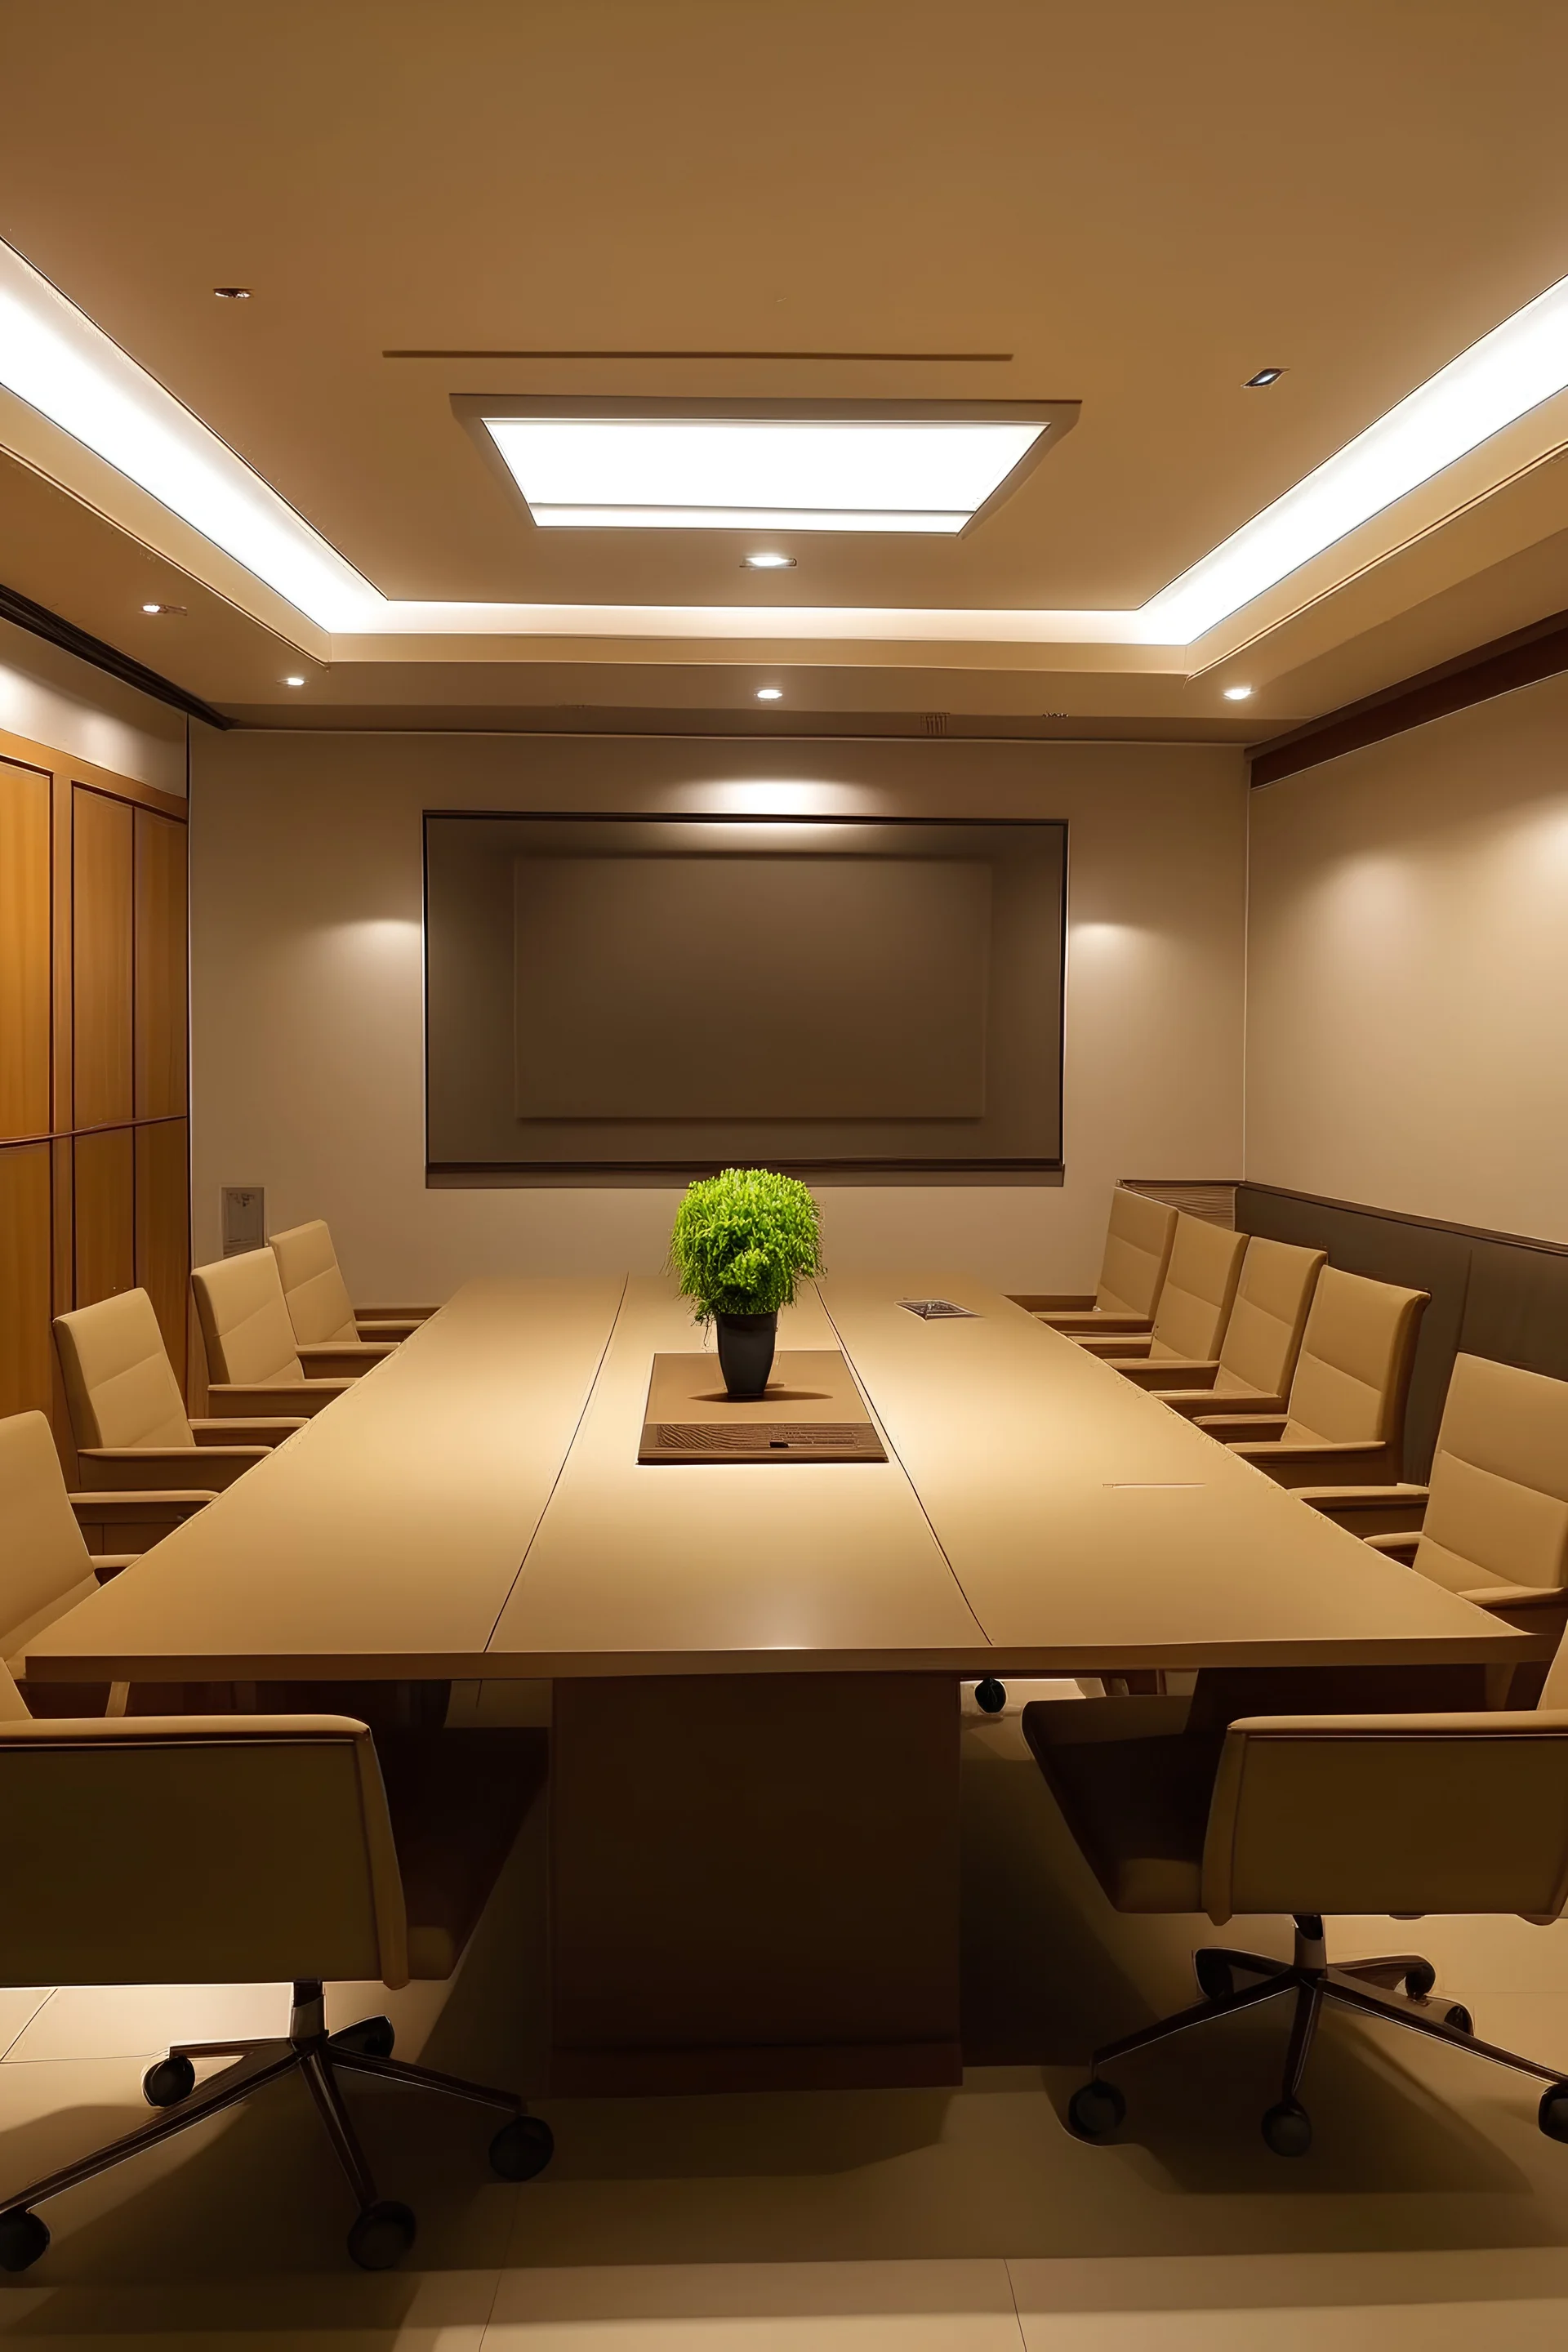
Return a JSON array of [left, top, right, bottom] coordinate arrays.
[[755, 686, 783, 701], [1143, 268, 1568, 642], [481, 416, 1046, 534], [1223, 684, 1253, 701]]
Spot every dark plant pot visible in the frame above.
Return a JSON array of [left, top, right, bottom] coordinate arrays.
[[715, 1311, 777, 1399]]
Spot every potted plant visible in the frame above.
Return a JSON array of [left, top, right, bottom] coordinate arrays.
[[670, 1167, 824, 1398]]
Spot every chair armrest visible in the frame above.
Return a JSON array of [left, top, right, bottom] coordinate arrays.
[[1227, 1437, 1399, 1490], [204, 1382, 350, 1419], [1364, 1530, 1422, 1564], [1009, 1292, 1097, 1312], [1076, 1333, 1154, 1360], [89, 1555, 139, 1578], [75, 1447, 267, 1492], [1459, 1581, 1568, 1613], [1115, 1358, 1221, 1389], [189, 1417, 306, 1446], [69, 1490, 216, 1526], [357, 1303, 435, 1322], [298, 1342, 397, 1379], [1040, 1311, 1153, 1334], [1297, 1485, 1429, 1539], [1195, 1414, 1288, 1441]]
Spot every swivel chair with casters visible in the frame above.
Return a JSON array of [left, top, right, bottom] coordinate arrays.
[[0, 1703, 553, 2273], [1010, 1189, 1177, 1343], [270, 1218, 434, 1357], [191, 1249, 363, 1416], [1194, 1265, 1428, 1489], [1080, 1213, 1248, 1370], [54, 1289, 301, 1503], [1022, 1658, 1568, 2160], [1113, 1236, 1326, 1422]]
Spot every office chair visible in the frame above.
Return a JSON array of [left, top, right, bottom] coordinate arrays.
[[0, 1696, 553, 2273], [191, 1250, 359, 1414], [1193, 1266, 1428, 1488], [1112, 1236, 1326, 1420], [1300, 1352, 1568, 1660], [1009, 1188, 1178, 1340], [0, 1409, 212, 1708], [1081, 1213, 1248, 1369], [1022, 1648, 1568, 2159], [270, 1218, 433, 1357], [54, 1290, 302, 1496]]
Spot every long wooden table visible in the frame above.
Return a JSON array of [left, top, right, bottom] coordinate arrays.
[[28, 1272, 1526, 2095]]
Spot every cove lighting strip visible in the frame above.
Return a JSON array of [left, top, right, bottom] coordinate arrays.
[[4, 234, 1568, 644]]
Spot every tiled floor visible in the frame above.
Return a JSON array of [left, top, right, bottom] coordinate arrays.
[[3, 1682, 1568, 2346]]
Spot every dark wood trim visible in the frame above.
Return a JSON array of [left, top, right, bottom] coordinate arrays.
[[1240, 1178, 1568, 1260], [0, 579, 232, 732], [1249, 603, 1568, 787], [1, 731, 189, 820]]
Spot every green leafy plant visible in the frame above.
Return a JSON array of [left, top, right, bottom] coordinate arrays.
[[670, 1167, 824, 1321]]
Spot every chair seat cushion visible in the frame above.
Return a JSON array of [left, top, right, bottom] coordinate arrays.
[[1020, 1697, 1223, 1913], [376, 1728, 548, 1980]]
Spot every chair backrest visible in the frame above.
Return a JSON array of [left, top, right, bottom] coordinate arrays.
[[192, 1250, 305, 1385], [1410, 1354, 1568, 1598], [1200, 1699, 1568, 1925], [0, 1658, 28, 1723], [0, 1713, 408, 1989], [1214, 1237, 1326, 1397], [270, 1218, 358, 1347], [53, 1290, 194, 1450], [1095, 1190, 1178, 1320], [1146, 1215, 1247, 1361], [1282, 1267, 1428, 1447], [0, 1412, 98, 1658]]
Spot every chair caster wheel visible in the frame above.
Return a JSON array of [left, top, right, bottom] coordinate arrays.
[[1403, 1962, 1437, 1999], [1443, 2003, 1473, 2035], [333, 2015, 395, 2059], [142, 2055, 196, 2108], [490, 2114, 555, 2180], [1539, 2082, 1568, 2143], [1195, 1953, 1234, 2002], [974, 1677, 1007, 1715], [347, 2198, 416, 2271], [1261, 2100, 1312, 2157], [0, 2207, 49, 2274], [1067, 2078, 1125, 2141]]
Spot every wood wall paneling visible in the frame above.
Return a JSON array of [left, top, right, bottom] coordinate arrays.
[[73, 786, 135, 1129], [136, 1119, 189, 1383], [74, 1125, 136, 1310], [0, 1142, 54, 1419], [135, 809, 188, 1118], [0, 761, 51, 1141]]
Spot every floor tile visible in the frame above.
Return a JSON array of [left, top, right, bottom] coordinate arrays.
[[484, 2259, 1025, 2349], [0, 2265, 500, 2347], [0, 1989, 52, 2061]]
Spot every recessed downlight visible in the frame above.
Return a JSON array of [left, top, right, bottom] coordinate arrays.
[[755, 686, 783, 701], [284, 674, 306, 687], [743, 552, 795, 569], [214, 287, 252, 301], [1245, 368, 1285, 387], [1223, 684, 1254, 701], [140, 600, 185, 615]]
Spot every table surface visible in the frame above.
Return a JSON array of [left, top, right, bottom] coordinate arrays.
[[27, 1272, 1527, 1682]]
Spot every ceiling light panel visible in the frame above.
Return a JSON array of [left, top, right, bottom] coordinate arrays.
[[480, 416, 1047, 533]]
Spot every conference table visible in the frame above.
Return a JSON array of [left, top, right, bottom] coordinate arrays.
[[28, 1274, 1526, 2096]]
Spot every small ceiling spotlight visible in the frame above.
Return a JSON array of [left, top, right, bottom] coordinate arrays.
[[140, 600, 186, 616], [755, 686, 783, 701], [213, 286, 252, 301], [284, 674, 306, 688], [743, 552, 796, 569], [1245, 368, 1285, 387], [1223, 684, 1254, 701]]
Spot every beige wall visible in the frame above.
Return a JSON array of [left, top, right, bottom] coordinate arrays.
[[0, 614, 187, 795], [188, 731, 1245, 1298], [1246, 668, 1568, 1243]]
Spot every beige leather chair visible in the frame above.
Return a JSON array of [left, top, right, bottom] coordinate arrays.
[[1083, 1214, 1249, 1370], [0, 1410, 212, 1706], [1193, 1267, 1428, 1489], [0, 1699, 553, 2274], [191, 1250, 357, 1415], [1022, 1644, 1568, 2160], [54, 1290, 302, 1494], [1300, 1353, 1568, 1650], [270, 1218, 433, 1364], [1113, 1236, 1326, 1419], [1011, 1189, 1178, 1339]]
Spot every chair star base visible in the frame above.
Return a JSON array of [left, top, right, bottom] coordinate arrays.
[[1067, 1914, 1568, 2158], [0, 1978, 553, 2275]]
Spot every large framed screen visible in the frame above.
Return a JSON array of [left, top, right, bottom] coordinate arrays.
[[424, 813, 1066, 1181]]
